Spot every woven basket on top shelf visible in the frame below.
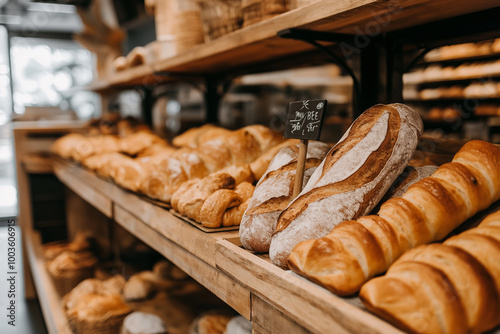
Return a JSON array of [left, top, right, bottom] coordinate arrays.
[[242, 0, 290, 27], [199, 0, 243, 41]]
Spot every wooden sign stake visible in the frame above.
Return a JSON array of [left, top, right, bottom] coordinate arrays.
[[284, 99, 327, 200], [292, 139, 309, 199]]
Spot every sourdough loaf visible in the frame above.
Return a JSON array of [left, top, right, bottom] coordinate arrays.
[[239, 141, 330, 253], [270, 103, 423, 268]]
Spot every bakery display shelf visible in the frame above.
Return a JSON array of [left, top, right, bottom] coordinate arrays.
[[418, 50, 500, 66], [50, 159, 405, 334], [89, 0, 500, 92], [404, 72, 500, 86], [405, 97, 500, 103], [52, 159, 239, 268], [25, 229, 73, 334]]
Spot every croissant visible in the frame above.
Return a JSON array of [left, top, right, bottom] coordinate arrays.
[[200, 182, 255, 228], [144, 125, 283, 202], [288, 140, 500, 296], [360, 209, 500, 334]]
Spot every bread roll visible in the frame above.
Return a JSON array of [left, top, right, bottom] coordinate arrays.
[[172, 124, 220, 148], [200, 182, 255, 228], [270, 103, 423, 268], [173, 173, 236, 222], [360, 210, 500, 334], [118, 131, 165, 156], [289, 140, 500, 295], [240, 141, 330, 253], [144, 125, 283, 202]]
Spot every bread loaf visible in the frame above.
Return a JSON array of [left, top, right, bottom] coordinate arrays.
[[240, 141, 330, 253], [249, 139, 299, 180], [144, 125, 283, 202], [288, 140, 500, 295], [172, 124, 220, 148], [270, 103, 423, 268], [360, 210, 500, 334]]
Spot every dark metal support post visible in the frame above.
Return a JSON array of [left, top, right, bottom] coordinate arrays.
[[356, 37, 405, 117], [141, 88, 154, 127], [205, 76, 220, 124]]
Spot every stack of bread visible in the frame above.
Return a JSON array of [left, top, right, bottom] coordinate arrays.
[[53, 120, 293, 228], [360, 210, 500, 334], [143, 124, 286, 203], [236, 102, 500, 333]]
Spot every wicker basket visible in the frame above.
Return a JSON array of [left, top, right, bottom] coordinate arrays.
[[46, 251, 97, 296], [65, 291, 131, 334], [51, 266, 96, 297], [242, 0, 289, 27], [199, 0, 243, 41], [68, 312, 129, 334]]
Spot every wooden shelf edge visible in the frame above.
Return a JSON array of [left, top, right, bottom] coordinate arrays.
[[90, 0, 500, 91], [216, 239, 403, 334], [25, 230, 72, 334]]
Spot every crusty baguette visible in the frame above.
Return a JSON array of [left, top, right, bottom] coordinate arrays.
[[239, 141, 330, 253], [360, 210, 500, 334], [371, 165, 438, 213], [288, 140, 500, 295], [270, 103, 423, 268]]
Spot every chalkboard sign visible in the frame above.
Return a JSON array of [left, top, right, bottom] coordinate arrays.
[[284, 99, 327, 140]]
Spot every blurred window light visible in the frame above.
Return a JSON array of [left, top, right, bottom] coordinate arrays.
[[10, 37, 100, 120], [0, 185, 17, 208]]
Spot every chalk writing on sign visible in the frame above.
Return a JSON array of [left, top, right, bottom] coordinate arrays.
[[284, 99, 327, 140]]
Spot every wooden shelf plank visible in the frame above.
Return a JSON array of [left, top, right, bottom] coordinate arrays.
[[53, 162, 113, 218], [216, 239, 403, 334], [21, 154, 53, 174], [90, 0, 500, 91], [25, 230, 73, 334], [113, 205, 251, 319]]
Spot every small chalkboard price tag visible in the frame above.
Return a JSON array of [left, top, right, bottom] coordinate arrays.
[[283, 99, 327, 199], [284, 99, 327, 140]]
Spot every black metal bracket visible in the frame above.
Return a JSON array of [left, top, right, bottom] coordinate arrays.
[[277, 28, 409, 116], [278, 28, 363, 115]]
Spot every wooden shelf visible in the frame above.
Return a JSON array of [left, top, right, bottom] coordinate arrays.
[[90, 0, 500, 92], [25, 230, 73, 334], [420, 50, 500, 66], [51, 159, 402, 334], [405, 97, 500, 103], [404, 72, 500, 86]]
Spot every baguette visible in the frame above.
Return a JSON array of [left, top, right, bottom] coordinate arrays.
[[270, 103, 423, 268], [371, 165, 438, 213], [240, 141, 330, 253], [360, 210, 500, 334], [288, 140, 500, 295]]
